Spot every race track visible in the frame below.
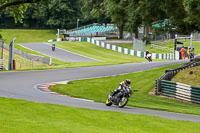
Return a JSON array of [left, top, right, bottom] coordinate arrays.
[[1, 60, 200, 122], [18, 43, 99, 62]]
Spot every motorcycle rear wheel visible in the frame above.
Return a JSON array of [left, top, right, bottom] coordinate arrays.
[[105, 99, 112, 106], [118, 97, 128, 108]]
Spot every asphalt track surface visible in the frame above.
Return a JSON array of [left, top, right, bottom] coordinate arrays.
[[1, 60, 200, 122], [18, 43, 99, 62]]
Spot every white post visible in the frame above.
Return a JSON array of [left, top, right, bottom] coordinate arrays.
[[49, 58, 52, 66], [77, 19, 80, 29], [133, 37, 135, 50], [190, 34, 193, 48], [57, 29, 59, 38]]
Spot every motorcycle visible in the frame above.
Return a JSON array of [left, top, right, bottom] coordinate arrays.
[[52, 44, 56, 51], [105, 88, 133, 108], [145, 53, 152, 62]]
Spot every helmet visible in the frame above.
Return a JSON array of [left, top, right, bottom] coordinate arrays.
[[125, 79, 131, 85]]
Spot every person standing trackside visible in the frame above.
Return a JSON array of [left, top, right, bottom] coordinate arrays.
[[180, 46, 186, 59], [188, 47, 194, 59], [52, 44, 56, 51]]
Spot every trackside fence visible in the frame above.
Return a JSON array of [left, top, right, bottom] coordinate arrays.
[[1, 43, 51, 65], [156, 56, 200, 104]]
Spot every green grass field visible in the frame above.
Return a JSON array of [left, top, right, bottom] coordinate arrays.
[[50, 64, 200, 115], [0, 29, 57, 44], [54, 41, 146, 63], [1, 97, 200, 133]]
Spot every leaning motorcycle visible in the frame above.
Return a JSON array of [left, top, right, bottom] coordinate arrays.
[[105, 88, 133, 108], [145, 53, 152, 62]]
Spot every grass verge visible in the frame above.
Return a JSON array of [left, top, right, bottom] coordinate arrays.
[[0, 97, 200, 133], [50, 64, 200, 115], [2, 49, 48, 70], [0, 29, 57, 44], [53, 41, 146, 63], [172, 66, 200, 86]]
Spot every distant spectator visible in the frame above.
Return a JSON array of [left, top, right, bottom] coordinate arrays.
[[180, 46, 186, 59], [187, 47, 194, 59]]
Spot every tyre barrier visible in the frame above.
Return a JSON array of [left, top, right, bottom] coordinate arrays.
[[161, 80, 200, 104], [156, 56, 200, 104]]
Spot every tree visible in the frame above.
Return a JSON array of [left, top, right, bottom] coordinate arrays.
[[160, 0, 187, 33], [125, 0, 141, 39], [0, 0, 44, 23], [183, 0, 200, 32], [81, 0, 109, 24], [126, 0, 167, 41], [31, 0, 82, 29], [0, 0, 83, 29], [82, 0, 128, 39], [104, 0, 129, 39]]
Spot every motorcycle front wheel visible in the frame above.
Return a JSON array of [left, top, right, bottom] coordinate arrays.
[[118, 97, 128, 108], [105, 99, 112, 106]]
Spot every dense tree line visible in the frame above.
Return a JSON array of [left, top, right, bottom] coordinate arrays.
[[0, 0, 84, 29], [82, 0, 200, 39], [0, 0, 200, 38]]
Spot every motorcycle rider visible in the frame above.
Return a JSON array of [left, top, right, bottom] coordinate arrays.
[[188, 47, 194, 59], [145, 50, 152, 62], [146, 50, 150, 57], [110, 79, 131, 98], [52, 44, 56, 51]]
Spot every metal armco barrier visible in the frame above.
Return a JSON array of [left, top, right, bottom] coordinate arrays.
[[156, 56, 200, 104]]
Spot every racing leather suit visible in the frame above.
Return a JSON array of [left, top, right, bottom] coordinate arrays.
[[111, 81, 131, 97]]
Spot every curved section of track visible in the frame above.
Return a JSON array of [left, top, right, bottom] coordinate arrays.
[[18, 43, 99, 62], [0, 60, 200, 122]]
